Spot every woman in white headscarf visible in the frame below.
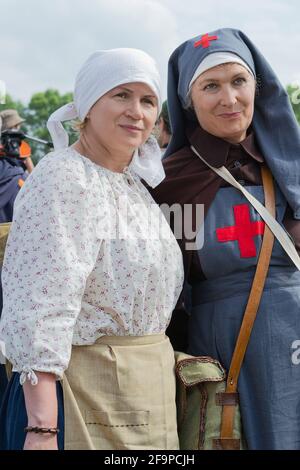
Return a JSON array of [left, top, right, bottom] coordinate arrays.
[[0, 48, 184, 450]]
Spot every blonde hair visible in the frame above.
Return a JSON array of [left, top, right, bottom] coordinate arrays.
[[72, 117, 88, 133]]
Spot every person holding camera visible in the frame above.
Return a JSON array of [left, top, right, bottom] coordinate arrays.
[[0, 109, 34, 223]]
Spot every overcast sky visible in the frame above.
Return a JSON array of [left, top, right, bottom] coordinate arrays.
[[0, 0, 299, 103]]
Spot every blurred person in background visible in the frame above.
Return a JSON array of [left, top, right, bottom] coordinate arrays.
[[156, 100, 171, 153]]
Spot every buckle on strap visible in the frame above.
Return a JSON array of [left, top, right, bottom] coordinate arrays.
[[215, 392, 239, 406]]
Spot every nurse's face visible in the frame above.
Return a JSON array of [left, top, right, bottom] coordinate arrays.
[[190, 63, 256, 144]]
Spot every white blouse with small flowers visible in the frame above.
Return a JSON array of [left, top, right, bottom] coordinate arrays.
[[0, 147, 184, 384]]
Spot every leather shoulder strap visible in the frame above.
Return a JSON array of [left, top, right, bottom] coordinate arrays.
[[218, 166, 275, 446]]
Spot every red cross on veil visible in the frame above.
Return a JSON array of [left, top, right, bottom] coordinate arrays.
[[216, 204, 265, 258], [194, 33, 218, 48]]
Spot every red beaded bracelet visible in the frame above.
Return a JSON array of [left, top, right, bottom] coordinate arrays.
[[24, 426, 60, 435]]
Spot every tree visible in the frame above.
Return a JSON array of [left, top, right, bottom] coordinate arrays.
[[287, 84, 300, 124], [0, 89, 78, 163], [24, 89, 77, 161]]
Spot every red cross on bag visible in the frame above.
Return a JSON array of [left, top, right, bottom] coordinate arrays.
[[216, 204, 265, 258], [194, 33, 218, 48]]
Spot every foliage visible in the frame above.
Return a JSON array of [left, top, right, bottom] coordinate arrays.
[[287, 84, 300, 124], [0, 89, 78, 163]]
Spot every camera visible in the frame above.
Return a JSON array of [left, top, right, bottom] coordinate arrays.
[[0, 129, 25, 159]]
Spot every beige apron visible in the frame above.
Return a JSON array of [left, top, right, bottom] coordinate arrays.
[[0, 222, 11, 264], [62, 334, 179, 450]]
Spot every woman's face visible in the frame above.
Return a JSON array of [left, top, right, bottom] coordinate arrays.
[[86, 82, 158, 155], [190, 63, 256, 144]]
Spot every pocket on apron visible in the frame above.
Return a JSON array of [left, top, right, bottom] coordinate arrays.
[[85, 409, 150, 448]]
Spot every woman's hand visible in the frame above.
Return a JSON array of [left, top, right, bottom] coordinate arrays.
[[24, 156, 35, 174], [24, 432, 58, 450]]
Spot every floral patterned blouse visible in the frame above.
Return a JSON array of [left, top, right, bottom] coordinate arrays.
[[0, 148, 184, 384]]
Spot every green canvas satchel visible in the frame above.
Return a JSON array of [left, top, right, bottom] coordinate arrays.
[[175, 351, 246, 450]]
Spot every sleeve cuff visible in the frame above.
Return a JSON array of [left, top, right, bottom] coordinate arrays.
[[17, 366, 63, 385]]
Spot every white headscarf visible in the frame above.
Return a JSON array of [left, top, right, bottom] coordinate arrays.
[[47, 48, 164, 188], [189, 52, 255, 89]]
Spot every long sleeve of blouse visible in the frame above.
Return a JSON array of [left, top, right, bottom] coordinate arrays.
[[0, 149, 103, 384]]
